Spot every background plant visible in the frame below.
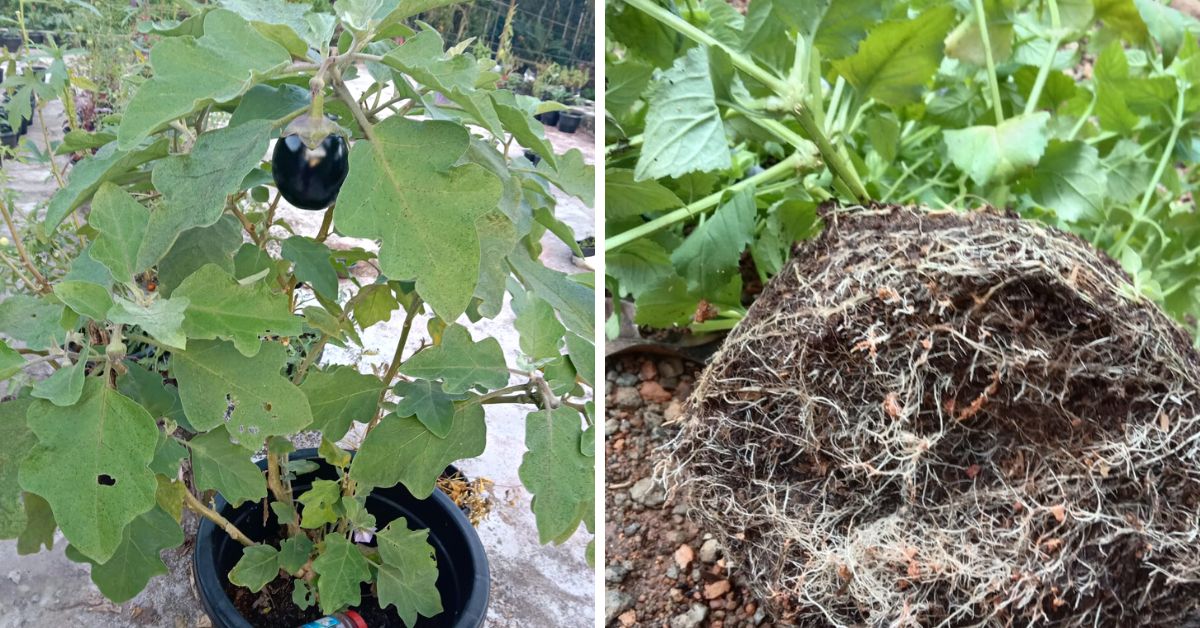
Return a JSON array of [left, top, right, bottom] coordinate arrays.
[[605, 0, 1200, 339], [0, 0, 595, 621]]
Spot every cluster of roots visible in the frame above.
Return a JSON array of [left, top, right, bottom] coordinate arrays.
[[664, 205, 1200, 627]]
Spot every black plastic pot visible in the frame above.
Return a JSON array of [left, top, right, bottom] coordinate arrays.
[[1, 132, 17, 150], [535, 110, 559, 126], [194, 449, 489, 628], [556, 110, 583, 134], [0, 33, 19, 53]]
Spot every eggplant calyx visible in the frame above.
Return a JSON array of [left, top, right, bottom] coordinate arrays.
[[285, 114, 344, 151]]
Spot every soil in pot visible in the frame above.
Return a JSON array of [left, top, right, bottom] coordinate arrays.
[[535, 110, 559, 126], [556, 111, 583, 134]]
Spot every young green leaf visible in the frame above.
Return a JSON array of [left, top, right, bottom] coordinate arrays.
[[173, 264, 301, 357], [312, 535, 371, 615], [830, 5, 956, 108], [30, 349, 89, 408], [375, 518, 443, 626], [86, 183, 151, 282], [635, 47, 730, 182], [350, 404, 486, 497], [298, 479, 342, 529], [392, 379, 468, 439], [299, 366, 385, 442], [228, 544, 281, 593], [519, 407, 595, 544], [53, 280, 113, 322], [109, 295, 190, 351], [281, 237, 339, 301], [278, 534, 314, 574], [399, 325, 509, 395], [188, 427, 268, 508]]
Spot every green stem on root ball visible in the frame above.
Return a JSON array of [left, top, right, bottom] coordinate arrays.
[[605, 152, 807, 251], [1111, 87, 1186, 256], [1024, 0, 1062, 116]]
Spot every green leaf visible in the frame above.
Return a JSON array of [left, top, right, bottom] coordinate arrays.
[[1134, 0, 1200, 64], [172, 340, 313, 448], [18, 380, 158, 563], [375, 518, 443, 626], [350, 403, 486, 498], [188, 427, 267, 507], [399, 325, 508, 394], [157, 216, 242, 296], [312, 534, 371, 615], [1094, 0, 1149, 43], [117, 9, 290, 149], [16, 493, 55, 555], [155, 476, 186, 522], [228, 544, 280, 593], [45, 140, 169, 232], [534, 148, 595, 206], [352, 284, 399, 329], [64, 246, 115, 289], [67, 506, 183, 603], [278, 534, 314, 574], [564, 332, 595, 388], [519, 407, 594, 543], [607, 239, 674, 298], [491, 90, 558, 170], [514, 296, 566, 360], [830, 5, 956, 108], [271, 501, 298, 526], [109, 295, 190, 351], [1016, 140, 1107, 223], [87, 183, 151, 281], [635, 47, 730, 182], [298, 479, 341, 529], [813, 0, 884, 60], [117, 361, 185, 424], [30, 350, 89, 407], [53, 280, 112, 322], [944, 17, 1013, 67], [605, 169, 682, 220], [335, 117, 503, 322], [634, 275, 696, 328], [219, 0, 319, 57], [299, 366, 385, 442], [671, 187, 756, 297], [943, 112, 1050, 186], [229, 84, 310, 129], [0, 399, 34, 539], [150, 432, 187, 478], [173, 264, 301, 357], [281, 237, 339, 300], [1094, 42, 1141, 133], [0, 340, 24, 381], [508, 247, 595, 339], [139, 120, 274, 270], [392, 379, 467, 439], [293, 579, 316, 610], [0, 295, 66, 350], [473, 209, 520, 318]]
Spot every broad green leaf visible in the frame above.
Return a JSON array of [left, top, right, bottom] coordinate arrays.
[[542, 357, 578, 396], [813, 0, 883, 60], [1017, 140, 1107, 222], [16, 493, 55, 555], [45, 140, 169, 232], [312, 535, 371, 615], [376, 0, 465, 32], [606, 169, 682, 220], [64, 247, 115, 289], [19, 380, 158, 563], [117, 361, 185, 425], [157, 216, 242, 296], [188, 427, 267, 507], [229, 84, 310, 130], [118, 9, 291, 149], [150, 432, 187, 478], [564, 332, 595, 387], [335, 117, 503, 322], [281, 236, 338, 300], [945, 17, 1013, 67], [30, 351, 89, 407], [0, 295, 66, 350], [228, 544, 281, 593], [350, 403, 486, 498], [1094, 0, 1149, 43], [353, 284, 399, 329], [830, 5, 956, 108], [392, 379, 468, 439], [278, 534, 314, 574], [534, 149, 594, 205], [299, 366, 385, 441], [508, 247, 594, 339], [271, 501, 298, 526], [173, 264, 301, 357], [671, 187, 756, 298], [87, 184, 151, 281], [634, 275, 696, 328], [399, 325, 508, 394], [0, 341, 23, 381], [1104, 139, 1155, 204], [473, 209, 519, 319], [293, 579, 316, 610], [1094, 42, 1140, 133], [219, 0, 316, 56], [519, 407, 594, 543], [298, 479, 341, 529], [607, 238, 674, 298], [1134, 0, 1200, 64], [491, 90, 559, 170], [514, 296, 565, 360], [67, 506, 183, 603], [944, 112, 1050, 185], [606, 57, 653, 116], [0, 399, 34, 538], [375, 518, 443, 625], [51, 284, 111, 329], [172, 340, 313, 448], [139, 120, 274, 270], [109, 295, 190, 350], [581, 424, 596, 458], [635, 48, 730, 182]]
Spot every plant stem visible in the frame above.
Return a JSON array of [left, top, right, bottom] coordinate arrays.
[[1024, 0, 1061, 116], [183, 490, 254, 547], [0, 249, 39, 293], [366, 296, 423, 433], [605, 152, 805, 251], [474, 383, 536, 405], [791, 105, 869, 201], [1111, 88, 1185, 255], [973, 0, 1005, 124], [315, 204, 335, 242], [333, 77, 375, 141], [0, 198, 49, 293]]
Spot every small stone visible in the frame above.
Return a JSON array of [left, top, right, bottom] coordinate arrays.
[[605, 564, 630, 584], [670, 587, 686, 602], [704, 579, 731, 599], [623, 522, 642, 535], [605, 590, 634, 625], [605, 418, 620, 436], [659, 376, 679, 389], [618, 609, 638, 626], [643, 408, 665, 430], [615, 372, 639, 386], [639, 360, 657, 380], [629, 477, 666, 507], [664, 399, 685, 422], [674, 543, 695, 569], [670, 603, 709, 628], [606, 370, 619, 382], [639, 380, 673, 403], [659, 358, 684, 378], [700, 538, 721, 563], [666, 565, 679, 579], [753, 606, 767, 624], [614, 387, 642, 408]]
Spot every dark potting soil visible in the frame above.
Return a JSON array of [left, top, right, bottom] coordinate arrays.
[[225, 567, 403, 627]]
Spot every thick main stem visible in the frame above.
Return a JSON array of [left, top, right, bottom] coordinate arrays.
[[0, 198, 49, 293], [184, 490, 254, 547]]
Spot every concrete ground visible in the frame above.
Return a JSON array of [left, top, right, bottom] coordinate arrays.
[[0, 67, 595, 627]]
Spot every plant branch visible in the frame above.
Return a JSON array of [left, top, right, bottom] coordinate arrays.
[[0, 198, 49, 293], [1111, 88, 1185, 255], [183, 489, 254, 547], [1024, 0, 1061, 116], [333, 76, 375, 141], [366, 296, 423, 433], [790, 105, 870, 201], [973, 0, 1006, 123], [315, 204, 335, 242]]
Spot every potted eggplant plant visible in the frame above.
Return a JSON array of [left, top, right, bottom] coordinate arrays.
[[0, 3, 595, 626]]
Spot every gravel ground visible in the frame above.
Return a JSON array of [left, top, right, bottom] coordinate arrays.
[[604, 354, 773, 628]]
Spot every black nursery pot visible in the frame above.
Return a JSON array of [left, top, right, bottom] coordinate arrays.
[[194, 449, 490, 628], [556, 110, 583, 134], [535, 110, 559, 126]]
